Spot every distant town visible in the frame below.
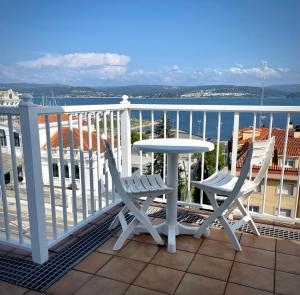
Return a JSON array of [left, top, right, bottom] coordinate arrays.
[[0, 83, 299, 99]]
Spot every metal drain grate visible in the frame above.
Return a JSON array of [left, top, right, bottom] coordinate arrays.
[[0, 213, 133, 292], [149, 208, 300, 240]]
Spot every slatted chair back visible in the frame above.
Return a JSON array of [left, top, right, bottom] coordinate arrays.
[[103, 138, 126, 196], [252, 137, 275, 186]]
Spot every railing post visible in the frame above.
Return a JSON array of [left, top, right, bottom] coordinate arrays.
[[120, 95, 131, 177], [19, 94, 48, 264]]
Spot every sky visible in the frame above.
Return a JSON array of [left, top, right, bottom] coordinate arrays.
[[0, 0, 299, 86]]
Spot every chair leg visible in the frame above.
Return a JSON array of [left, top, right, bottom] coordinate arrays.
[[219, 215, 242, 251], [236, 199, 260, 236], [113, 218, 139, 250]]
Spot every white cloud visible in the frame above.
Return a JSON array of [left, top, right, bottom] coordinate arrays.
[[228, 65, 286, 77], [18, 52, 130, 68]]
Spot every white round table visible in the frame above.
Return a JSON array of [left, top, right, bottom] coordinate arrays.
[[133, 138, 214, 252]]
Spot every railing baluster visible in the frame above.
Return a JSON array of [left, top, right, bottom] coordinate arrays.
[[262, 113, 273, 214], [95, 112, 102, 210], [176, 111, 179, 139], [151, 110, 154, 174], [215, 112, 221, 172], [200, 111, 206, 205], [103, 112, 109, 206], [88, 112, 95, 212], [163, 111, 167, 187], [45, 115, 57, 239], [78, 113, 87, 220], [231, 112, 239, 176], [110, 111, 115, 202], [117, 111, 121, 171], [247, 112, 257, 211], [68, 114, 77, 225], [187, 111, 193, 206], [277, 113, 290, 216], [0, 117, 10, 240], [8, 115, 23, 243], [57, 114, 68, 232], [139, 110, 143, 175]]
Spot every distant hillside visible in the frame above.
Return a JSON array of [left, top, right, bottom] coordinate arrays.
[[0, 83, 296, 98], [268, 84, 300, 93]]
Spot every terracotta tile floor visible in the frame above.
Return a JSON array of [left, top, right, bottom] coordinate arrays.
[[1, 214, 300, 294]]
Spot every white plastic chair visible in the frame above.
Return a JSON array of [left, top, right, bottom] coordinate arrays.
[[103, 138, 173, 250], [192, 137, 275, 251]]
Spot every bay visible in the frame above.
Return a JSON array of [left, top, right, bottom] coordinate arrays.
[[33, 96, 300, 140]]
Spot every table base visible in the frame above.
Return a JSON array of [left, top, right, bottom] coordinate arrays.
[[134, 221, 198, 252]]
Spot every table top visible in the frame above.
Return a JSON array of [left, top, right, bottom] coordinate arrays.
[[133, 138, 214, 154]]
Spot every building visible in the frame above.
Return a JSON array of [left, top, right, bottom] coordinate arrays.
[[236, 126, 300, 218], [0, 89, 21, 106]]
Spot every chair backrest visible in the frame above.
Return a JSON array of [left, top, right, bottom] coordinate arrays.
[[252, 137, 275, 186], [231, 137, 275, 198], [103, 138, 126, 196]]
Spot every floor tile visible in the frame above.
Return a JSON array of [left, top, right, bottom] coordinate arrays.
[[229, 262, 274, 292], [74, 252, 112, 273], [207, 228, 241, 243], [74, 275, 128, 295], [151, 248, 194, 271], [125, 285, 167, 295], [198, 239, 236, 260], [96, 237, 129, 255], [118, 241, 160, 262], [224, 282, 273, 295], [175, 273, 226, 295], [97, 256, 146, 283], [48, 270, 92, 295], [275, 270, 300, 295], [240, 233, 276, 251], [132, 234, 160, 245], [276, 239, 300, 257], [276, 253, 300, 275], [235, 246, 275, 269], [0, 280, 27, 295], [188, 254, 233, 281], [134, 264, 184, 294], [175, 235, 203, 253]]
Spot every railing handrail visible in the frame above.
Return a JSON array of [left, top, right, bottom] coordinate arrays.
[[128, 104, 300, 113]]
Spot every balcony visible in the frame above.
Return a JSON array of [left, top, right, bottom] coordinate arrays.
[[0, 94, 300, 294]]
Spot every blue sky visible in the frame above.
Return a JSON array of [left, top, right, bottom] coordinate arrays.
[[0, 0, 299, 86]]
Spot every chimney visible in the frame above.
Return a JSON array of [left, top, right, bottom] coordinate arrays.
[[294, 124, 300, 138]]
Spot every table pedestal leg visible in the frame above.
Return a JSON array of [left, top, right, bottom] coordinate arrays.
[[134, 153, 198, 252]]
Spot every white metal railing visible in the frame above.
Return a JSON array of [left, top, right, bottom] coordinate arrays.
[[0, 93, 300, 264]]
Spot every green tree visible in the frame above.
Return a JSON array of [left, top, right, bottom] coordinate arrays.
[[131, 130, 148, 144], [191, 144, 225, 204]]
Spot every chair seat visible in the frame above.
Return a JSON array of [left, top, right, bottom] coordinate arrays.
[[192, 172, 255, 196], [121, 174, 173, 196]]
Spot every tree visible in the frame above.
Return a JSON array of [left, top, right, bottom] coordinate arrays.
[[131, 130, 148, 144], [191, 144, 225, 204]]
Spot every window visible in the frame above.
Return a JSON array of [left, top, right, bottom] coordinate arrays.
[[284, 159, 295, 168], [276, 183, 294, 196], [275, 208, 292, 217], [14, 132, 20, 147], [4, 172, 10, 184], [248, 205, 260, 213], [75, 165, 80, 179], [0, 129, 7, 146], [52, 163, 59, 177], [64, 165, 69, 178]]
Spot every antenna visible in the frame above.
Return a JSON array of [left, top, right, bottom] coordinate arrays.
[[259, 60, 267, 127]]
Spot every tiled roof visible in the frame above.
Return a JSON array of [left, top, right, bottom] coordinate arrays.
[[44, 127, 114, 152], [236, 127, 300, 176], [238, 127, 300, 157], [38, 114, 70, 124]]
